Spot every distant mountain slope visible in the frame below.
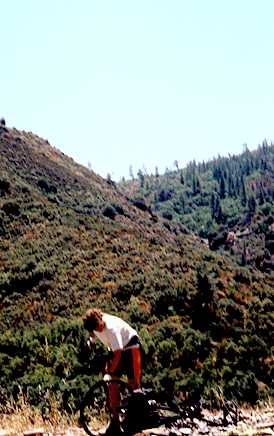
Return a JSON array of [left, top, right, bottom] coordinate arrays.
[[120, 142, 274, 274], [0, 126, 273, 412], [0, 126, 194, 324]]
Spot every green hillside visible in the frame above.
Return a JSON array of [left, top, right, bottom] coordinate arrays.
[[121, 143, 274, 273], [0, 125, 273, 417]]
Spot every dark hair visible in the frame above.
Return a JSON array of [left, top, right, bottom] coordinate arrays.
[[83, 308, 103, 332]]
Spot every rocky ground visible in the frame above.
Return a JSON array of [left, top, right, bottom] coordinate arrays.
[[1, 405, 273, 435], [142, 405, 274, 436]]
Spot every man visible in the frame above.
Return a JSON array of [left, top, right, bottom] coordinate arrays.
[[83, 308, 142, 435]]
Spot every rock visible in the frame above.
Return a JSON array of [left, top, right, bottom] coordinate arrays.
[[179, 428, 192, 435], [142, 427, 169, 435], [0, 431, 16, 436], [23, 430, 45, 436], [257, 421, 274, 430]]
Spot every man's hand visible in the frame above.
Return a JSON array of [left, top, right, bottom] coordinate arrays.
[[103, 374, 112, 382], [86, 338, 95, 351]]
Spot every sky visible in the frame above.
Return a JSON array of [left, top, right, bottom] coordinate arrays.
[[1, 1, 274, 181]]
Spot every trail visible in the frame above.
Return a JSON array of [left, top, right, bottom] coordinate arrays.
[[1, 406, 273, 435], [141, 406, 274, 435]]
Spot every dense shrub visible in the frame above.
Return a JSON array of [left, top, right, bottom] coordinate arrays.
[[162, 210, 173, 220], [2, 201, 20, 216], [132, 198, 148, 211], [37, 179, 57, 194], [0, 179, 10, 195], [102, 205, 117, 219]]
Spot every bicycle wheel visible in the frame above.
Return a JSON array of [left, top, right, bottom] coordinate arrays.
[[148, 402, 181, 429], [79, 379, 132, 436], [124, 390, 181, 433]]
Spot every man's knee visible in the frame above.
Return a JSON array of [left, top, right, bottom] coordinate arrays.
[[128, 378, 140, 390]]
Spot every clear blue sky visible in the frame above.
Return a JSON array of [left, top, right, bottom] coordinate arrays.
[[1, 1, 274, 180]]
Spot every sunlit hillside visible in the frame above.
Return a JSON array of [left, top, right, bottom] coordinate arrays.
[[0, 124, 273, 417], [120, 142, 274, 274]]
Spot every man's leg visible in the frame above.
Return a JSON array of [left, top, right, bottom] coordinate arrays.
[[100, 377, 121, 435], [128, 346, 142, 389], [108, 377, 120, 420]]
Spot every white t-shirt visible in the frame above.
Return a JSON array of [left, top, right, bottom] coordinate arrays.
[[94, 313, 138, 351]]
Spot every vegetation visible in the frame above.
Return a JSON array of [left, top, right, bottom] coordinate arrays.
[[122, 142, 274, 273], [0, 127, 273, 419]]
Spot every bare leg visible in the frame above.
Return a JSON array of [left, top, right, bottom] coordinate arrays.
[[108, 379, 120, 421], [128, 347, 142, 389]]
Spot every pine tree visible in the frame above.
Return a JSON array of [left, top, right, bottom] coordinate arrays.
[[219, 175, 226, 199], [247, 195, 256, 216], [228, 174, 235, 197], [129, 165, 134, 180], [180, 170, 184, 185], [240, 176, 247, 206], [211, 193, 223, 223], [137, 169, 145, 188], [258, 184, 265, 205]]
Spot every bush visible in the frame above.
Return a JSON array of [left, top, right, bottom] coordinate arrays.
[[224, 370, 258, 403], [158, 189, 173, 202], [112, 203, 126, 216], [151, 288, 178, 317], [2, 201, 20, 216], [132, 198, 148, 211], [102, 205, 117, 220], [37, 179, 57, 194], [0, 179, 10, 195], [234, 268, 251, 285], [162, 210, 173, 220]]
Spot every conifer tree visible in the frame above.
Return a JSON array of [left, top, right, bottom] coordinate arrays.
[[248, 195, 256, 216], [211, 193, 223, 223], [137, 169, 145, 188], [228, 174, 235, 197], [240, 176, 247, 206], [219, 175, 226, 199]]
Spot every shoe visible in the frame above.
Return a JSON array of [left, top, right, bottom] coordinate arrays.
[[99, 419, 122, 435]]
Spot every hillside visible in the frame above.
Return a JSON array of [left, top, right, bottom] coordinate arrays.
[[0, 125, 273, 417], [120, 143, 274, 274]]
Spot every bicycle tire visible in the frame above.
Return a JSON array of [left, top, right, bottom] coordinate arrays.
[[124, 391, 181, 434], [147, 402, 181, 429], [79, 379, 132, 436]]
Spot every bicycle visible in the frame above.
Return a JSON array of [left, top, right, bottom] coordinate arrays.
[[79, 374, 184, 436], [79, 375, 244, 436], [78, 347, 241, 436]]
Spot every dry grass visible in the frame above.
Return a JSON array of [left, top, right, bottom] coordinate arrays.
[[0, 394, 77, 434], [1, 393, 273, 435]]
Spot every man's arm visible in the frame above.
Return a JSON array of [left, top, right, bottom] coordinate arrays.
[[107, 349, 122, 374], [86, 332, 96, 350]]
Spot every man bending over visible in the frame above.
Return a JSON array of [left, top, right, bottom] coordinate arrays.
[[83, 308, 142, 435]]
